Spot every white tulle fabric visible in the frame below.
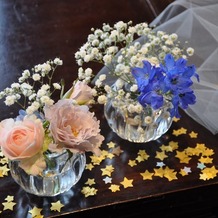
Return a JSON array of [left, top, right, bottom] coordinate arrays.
[[150, 0, 218, 134]]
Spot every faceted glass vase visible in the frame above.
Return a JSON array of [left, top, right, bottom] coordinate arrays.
[[104, 96, 173, 143], [9, 151, 86, 197]]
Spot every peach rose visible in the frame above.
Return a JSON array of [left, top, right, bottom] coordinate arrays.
[[0, 117, 44, 160], [63, 81, 93, 105], [44, 99, 104, 155]]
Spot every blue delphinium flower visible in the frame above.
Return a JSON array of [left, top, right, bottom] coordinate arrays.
[[131, 53, 199, 118], [132, 61, 165, 110]]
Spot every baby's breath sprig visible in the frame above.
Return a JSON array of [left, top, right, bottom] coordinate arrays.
[[0, 58, 63, 115]]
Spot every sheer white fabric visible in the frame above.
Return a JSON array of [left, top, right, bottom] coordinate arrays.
[[150, 0, 218, 134]]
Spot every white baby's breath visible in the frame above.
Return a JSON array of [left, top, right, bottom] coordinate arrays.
[[0, 58, 64, 113]]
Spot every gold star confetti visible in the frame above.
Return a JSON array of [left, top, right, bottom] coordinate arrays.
[[185, 147, 200, 156], [101, 165, 114, 176], [2, 201, 16, 211], [199, 166, 218, 181], [0, 157, 8, 165], [136, 155, 145, 163], [85, 163, 94, 171], [175, 151, 191, 163], [108, 184, 120, 192], [29, 206, 42, 217], [107, 141, 116, 148], [163, 167, 178, 181], [189, 131, 198, 138], [153, 168, 165, 178], [106, 153, 115, 159], [85, 178, 96, 186], [128, 160, 137, 167], [203, 148, 214, 156], [137, 150, 150, 160], [160, 145, 173, 152], [120, 177, 133, 188], [140, 170, 154, 180], [89, 155, 104, 165], [168, 141, 179, 150], [35, 215, 44, 218], [180, 169, 188, 176], [155, 151, 168, 161], [172, 127, 187, 136], [195, 143, 207, 154], [81, 186, 98, 197], [0, 165, 10, 176], [173, 117, 180, 122], [4, 195, 14, 202], [100, 150, 110, 158], [50, 200, 64, 212], [199, 156, 213, 164]]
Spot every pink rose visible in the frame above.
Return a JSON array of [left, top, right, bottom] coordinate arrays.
[[63, 81, 93, 105], [0, 117, 44, 160], [44, 99, 104, 155]]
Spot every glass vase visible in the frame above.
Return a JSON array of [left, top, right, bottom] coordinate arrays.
[[9, 151, 86, 197], [104, 95, 173, 143]]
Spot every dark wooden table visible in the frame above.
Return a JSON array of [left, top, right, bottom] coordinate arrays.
[[1, 1, 218, 218]]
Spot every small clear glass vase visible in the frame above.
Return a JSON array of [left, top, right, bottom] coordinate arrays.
[[9, 151, 86, 197], [104, 95, 173, 143]]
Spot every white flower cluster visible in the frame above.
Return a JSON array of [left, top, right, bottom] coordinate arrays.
[[0, 58, 63, 115], [75, 21, 194, 108]]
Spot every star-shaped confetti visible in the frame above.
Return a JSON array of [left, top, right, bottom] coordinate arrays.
[[199, 166, 218, 181], [108, 184, 120, 192], [50, 201, 64, 212], [195, 143, 207, 154], [180, 166, 191, 176], [163, 167, 178, 181], [89, 155, 104, 165], [106, 153, 115, 159], [0, 157, 8, 165], [135, 155, 144, 163], [120, 177, 133, 188], [2, 201, 16, 211], [85, 163, 94, 171], [101, 165, 114, 177], [140, 170, 154, 180], [156, 162, 165, 167], [137, 150, 150, 160], [4, 196, 14, 202], [85, 178, 96, 186], [189, 131, 198, 138], [155, 151, 168, 161], [81, 186, 98, 197], [153, 168, 165, 178], [175, 151, 191, 164], [173, 117, 180, 122], [199, 156, 213, 164], [160, 145, 173, 152], [103, 176, 112, 184], [203, 148, 214, 157], [128, 160, 137, 167], [172, 127, 187, 136], [168, 141, 179, 150], [107, 141, 116, 148], [29, 206, 43, 217], [111, 146, 123, 156], [197, 162, 206, 170]]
